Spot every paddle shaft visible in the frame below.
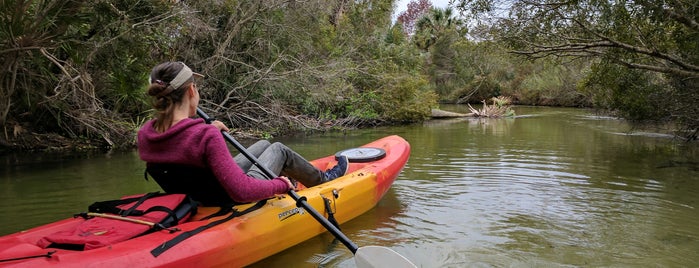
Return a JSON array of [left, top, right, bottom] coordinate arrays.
[[84, 212, 180, 233], [196, 108, 360, 253]]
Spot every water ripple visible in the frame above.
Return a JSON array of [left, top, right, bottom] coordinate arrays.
[[388, 141, 699, 267]]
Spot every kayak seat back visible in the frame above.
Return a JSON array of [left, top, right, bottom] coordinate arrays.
[[146, 163, 235, 206]]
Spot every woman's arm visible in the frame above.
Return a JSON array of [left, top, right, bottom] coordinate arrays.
[[203, 128, 289, 203]]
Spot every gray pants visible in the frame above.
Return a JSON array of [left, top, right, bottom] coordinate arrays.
[[234, 140, 326, 187]]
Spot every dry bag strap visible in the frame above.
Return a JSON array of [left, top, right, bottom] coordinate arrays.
[[141, 206, 179, 226], [88, 192, 160, 216], [87, 192, 181, 224], [151, 199, 267, 257], [0, 251, 56, 263], [120, 192, 159, 216]]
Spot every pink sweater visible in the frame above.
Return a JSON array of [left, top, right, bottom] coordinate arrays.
[[137, 118, 288, 202]]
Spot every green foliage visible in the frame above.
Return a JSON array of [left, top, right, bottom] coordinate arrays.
[[0, 0, 86, 125], [1, 0, 180, 148], [512, 60, 590, 107], [385, 24, 406, 45], [433, 40, 512, 104], [378, 75, 437, 122], [452, 0, 698, 138], [414, 7, 463, 51], [410, 7, 471, 103], [432, 37, 593, 108], [16, 0, 697, 148], [448, 75, 500, 103], [345, 91, 381, 120], [581, 61, 668, 121]]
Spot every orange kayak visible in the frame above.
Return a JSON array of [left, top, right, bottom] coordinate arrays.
[[0, 135, 410, 267]]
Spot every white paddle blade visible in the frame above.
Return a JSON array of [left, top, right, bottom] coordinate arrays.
[[355, 246, 416, 268]]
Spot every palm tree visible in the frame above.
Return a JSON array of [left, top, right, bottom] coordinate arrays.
[[413, 7, 462, 51], [413, 7, 465, 96]]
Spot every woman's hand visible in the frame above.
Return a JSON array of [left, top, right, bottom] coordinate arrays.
[[210, 120, 230, 132], [278, 176, 296, 191]]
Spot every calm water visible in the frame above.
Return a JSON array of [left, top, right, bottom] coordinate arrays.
[[1, 106, 698, 267]]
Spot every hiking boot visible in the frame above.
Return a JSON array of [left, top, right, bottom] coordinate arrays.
[[323, 155, 349, 181]]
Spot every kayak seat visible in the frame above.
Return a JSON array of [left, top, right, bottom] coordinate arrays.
[[146, 163, 236, 207]]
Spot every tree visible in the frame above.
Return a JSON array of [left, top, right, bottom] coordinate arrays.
[[396, 0, 432, 36], [453, 0, 699, 139], [414, 7, 462, 51], [412, 7, 466, 98], [0, 1, 85, 126], [0, 0, 177, 147], [453, 0, 698, 77], [0, 0, 440, 150]]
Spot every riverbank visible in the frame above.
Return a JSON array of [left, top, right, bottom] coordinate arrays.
[[2, 104, 693, 154], [1, 124, 107, 153], [0, 119, 338, 153]]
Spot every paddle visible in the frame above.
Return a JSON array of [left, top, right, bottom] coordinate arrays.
[[77, 212, 180, 233], [196, 108, 416, 268]]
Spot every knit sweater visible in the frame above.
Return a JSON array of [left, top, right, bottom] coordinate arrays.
[[137, 118, 288, 203]]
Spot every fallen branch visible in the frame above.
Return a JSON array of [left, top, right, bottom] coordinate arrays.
[[468, 96, 516, 117]]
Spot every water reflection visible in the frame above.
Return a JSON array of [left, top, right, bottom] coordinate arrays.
[[0, 151, 160, 235], [1, 106, 698, 267]]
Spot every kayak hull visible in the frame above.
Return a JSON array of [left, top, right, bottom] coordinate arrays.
[[0, 135, 410, 267]]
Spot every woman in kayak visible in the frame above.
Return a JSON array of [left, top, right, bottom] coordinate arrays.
[[137, 61, 348, 205]]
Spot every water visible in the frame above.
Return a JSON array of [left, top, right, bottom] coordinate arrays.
[[1, 106, 698, 267]]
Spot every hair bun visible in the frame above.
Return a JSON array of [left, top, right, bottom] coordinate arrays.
[[147, 82, 168, 97]]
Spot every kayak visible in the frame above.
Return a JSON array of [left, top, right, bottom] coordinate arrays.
[[0, 135, 410, 267]]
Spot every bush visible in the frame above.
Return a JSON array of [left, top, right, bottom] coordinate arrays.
[[379, 75, 437, 122], [581, 61, 668, 121]]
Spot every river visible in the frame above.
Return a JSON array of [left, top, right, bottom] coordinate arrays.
[[1, 106, 698, 267]]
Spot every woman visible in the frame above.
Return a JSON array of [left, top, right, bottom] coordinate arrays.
[[137, 61, 348, 205]]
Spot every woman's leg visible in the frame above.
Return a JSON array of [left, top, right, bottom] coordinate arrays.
[[247, 142, 327, 186], [234, 140, 271, 172]]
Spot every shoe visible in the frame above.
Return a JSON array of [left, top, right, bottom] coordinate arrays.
[[323, 155, 349, 181]]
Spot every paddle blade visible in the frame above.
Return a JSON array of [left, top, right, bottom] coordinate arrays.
[[355, 246, 416, 268]]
